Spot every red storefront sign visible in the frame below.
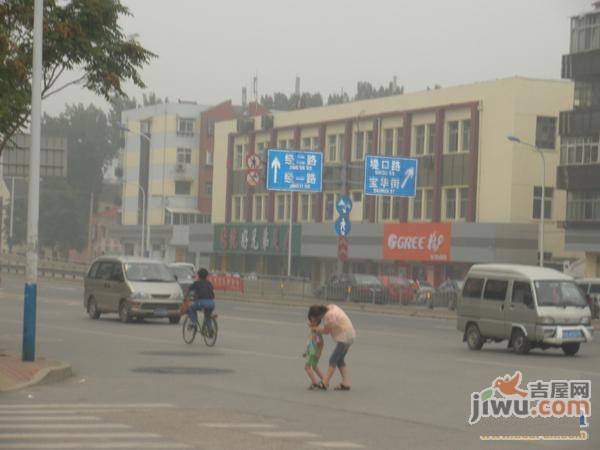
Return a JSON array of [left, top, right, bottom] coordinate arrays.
[[383, 223, 451, 262], [208, 275, 245, 293]]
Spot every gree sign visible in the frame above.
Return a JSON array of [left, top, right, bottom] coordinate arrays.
[[213, 223, 301, 255], [383, 223, 451, 262]]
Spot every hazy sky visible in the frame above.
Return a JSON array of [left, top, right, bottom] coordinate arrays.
[[44, 0, 591, 116]]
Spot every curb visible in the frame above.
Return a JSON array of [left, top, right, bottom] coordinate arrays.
[[0, 363, 73, 393]]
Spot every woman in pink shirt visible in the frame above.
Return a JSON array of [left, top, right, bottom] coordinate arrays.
[[308, 304, 356, 391]]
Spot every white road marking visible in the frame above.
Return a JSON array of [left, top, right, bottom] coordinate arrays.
[[0, 416, 100, 422], [0, 443, 190, 449], [0, 432, 160, 440], [253, 431, 320, 438], [203, 422, 277, 429], [308, 442, 365, 449], [0, 403, 173, 409], [0, 424, 129, 430]]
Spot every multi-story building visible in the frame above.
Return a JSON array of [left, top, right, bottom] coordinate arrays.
[[206, 77, 578, 286], [557, 2, 600, 277]]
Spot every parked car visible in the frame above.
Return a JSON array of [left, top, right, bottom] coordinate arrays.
[[437, 279, 464, 310], [315, 273, 388, 304], [84, 256, 183, 324], [414, 280, 435, 304], [457, 264, 593, 356], [575, 278, 600, 319], [379, 276, 414, 304], [168, 263, 196, 295]]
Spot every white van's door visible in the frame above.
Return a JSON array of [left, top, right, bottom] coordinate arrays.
[[505, 280, 537, 339], [479, 279, 509, 338]]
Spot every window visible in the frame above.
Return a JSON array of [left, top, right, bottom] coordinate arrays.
[[87, 262, 100, 279], [338, 134, 345, 160], [177, 148, 192, 164], [383, 129, 394, 156], [256, 142, 266, 162], [175, 181, 191, 195], [233, 195, 245, 222], [366, 131, 373, 155], [426, 124, 436, 154], [533, 186, 553, 219], [327, 135, 339, 162], [395, 127, 404, 155], [392, 197, 402, 220], [425, 189, 433, 220], [302, 137, 311, 149], [461, 120, 471, 152], [573, 81, 600, 108], [459, 187, 468, 219], [380, 197, 392, 221], [354, 131, 364, 160], [276, 194, 289, 221], [324, 192, 338, 221], [570, 14, 600, 53], [312, 137, 320, 151], [561, 136, 600, 165], [352, 191, 362, 203], [205, 151, 213, 166], [463, 278, 484, 298], [567, 190, 600, 221], [300, 194, 312, 222], [535, 117, 557, 150], [447, 121, 459, 153], [414, 125, 425, 155], [445, 188, 457, 219], [412, 189, 423, 220], [205, 182, 212, 195], [254, 195, 266, 222], [512, 281, 533, 305], [483, 279, 508, 301], [234, 144, 246, 169], [279, 139, 288, 149], [177, 118, 194, 135]]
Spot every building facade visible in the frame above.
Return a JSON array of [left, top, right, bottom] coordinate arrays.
[[557, 2, 600, 277], [209, 77, 578, 286]]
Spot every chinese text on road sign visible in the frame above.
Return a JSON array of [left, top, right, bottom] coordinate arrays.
[[266, 149, 323, 192], [364, 155, 418, 197]]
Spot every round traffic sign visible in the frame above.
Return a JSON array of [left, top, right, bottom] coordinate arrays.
[[247, 154, 262, 170], [246, 170, 261, 187]]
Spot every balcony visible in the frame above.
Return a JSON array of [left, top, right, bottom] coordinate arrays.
[[562, 49, 600, 80], [566, 199, 600, 224], [559, 108, 600, 137], [557, 164, 600, 190]]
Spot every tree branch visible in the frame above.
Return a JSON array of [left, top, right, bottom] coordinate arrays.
[[42, 74, 86, 99]]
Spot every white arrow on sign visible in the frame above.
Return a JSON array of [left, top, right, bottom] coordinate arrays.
[[400, 166, 415, 189], [337, 198, 347, 210], [271, 157, 281, 183]]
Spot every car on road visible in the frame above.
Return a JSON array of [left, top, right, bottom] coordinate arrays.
[[457, 264, 593, 356], [575, 278, 600, 319], [168, 263, 196, 295], [436, 279, 464, 310], [315, 273, 388, 304], [379, 276, 414, 304], [84, 256, 183, 324]]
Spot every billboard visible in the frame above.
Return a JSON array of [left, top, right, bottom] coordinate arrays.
[[383, 223, 451, 262]]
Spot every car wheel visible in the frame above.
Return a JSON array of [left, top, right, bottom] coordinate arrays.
[[118, 301, 130, 323], [87, 297, 100, 320], [169, 316, 181, 324], [561, 343, 580, 356], [466, 324, 484, 350], [512, 329, 531, 355]]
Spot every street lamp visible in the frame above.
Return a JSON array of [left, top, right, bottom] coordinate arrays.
[[507, 134, 546, 267], [119, 124, 151, 257]]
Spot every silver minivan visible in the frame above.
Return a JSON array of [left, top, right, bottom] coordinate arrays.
[[457, 264, 593, 356], [84, 256, 183, 324]]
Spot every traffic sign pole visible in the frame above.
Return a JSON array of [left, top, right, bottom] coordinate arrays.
[[287, 192, 293, 277]]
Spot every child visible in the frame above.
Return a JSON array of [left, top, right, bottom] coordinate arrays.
[[303, 320, 324, 390]]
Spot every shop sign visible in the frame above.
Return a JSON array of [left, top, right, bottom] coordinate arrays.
[[383, 223, 451, 262], [213, 223, 301, 255]]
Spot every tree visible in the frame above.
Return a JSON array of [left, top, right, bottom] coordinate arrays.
[[355, 80, 404, 101], [0, 0, 155, 155], [261, 91, 323, 111], [327, 91, 350, 105]]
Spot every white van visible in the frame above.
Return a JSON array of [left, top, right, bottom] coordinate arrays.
[[457, 264, 593, 356]]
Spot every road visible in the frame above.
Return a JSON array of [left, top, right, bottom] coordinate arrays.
[[0, 274, 598, 449]]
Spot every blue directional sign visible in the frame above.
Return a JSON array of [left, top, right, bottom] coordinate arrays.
[[364, 155, 418, 197], [266, 149, 323, 192], [336, 195, 353, 216], [334, 215, 351, 237]]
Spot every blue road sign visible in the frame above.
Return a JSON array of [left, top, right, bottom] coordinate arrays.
[[364, 155, 418, 197], [266, 149, 323, 192], [336, 195, 353, 216], [334, 215, 351, 237]]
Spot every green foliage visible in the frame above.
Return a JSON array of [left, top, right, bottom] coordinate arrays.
[[260, 92, 323, 111], [355, 80, 404, 101], [0, 0, 155, 154]]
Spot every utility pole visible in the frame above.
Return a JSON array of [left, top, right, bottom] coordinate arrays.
[[9, 177, 15, 251], [87, 192, 94, 261], [23, 0, 43, 362]]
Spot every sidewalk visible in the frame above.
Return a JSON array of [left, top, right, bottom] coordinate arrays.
[[0, 352, 72, 393]]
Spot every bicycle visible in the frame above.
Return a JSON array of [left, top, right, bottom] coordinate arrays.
[[182, 310, 218, 346]]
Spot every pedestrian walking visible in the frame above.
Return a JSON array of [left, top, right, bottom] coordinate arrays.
[[308, 304, 356, 391]]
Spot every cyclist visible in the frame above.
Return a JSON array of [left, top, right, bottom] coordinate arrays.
[[185, 268, 215, 331]]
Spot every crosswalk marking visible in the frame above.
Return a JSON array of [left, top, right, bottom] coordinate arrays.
[[0, 409, 124, 415], [203, 422, 277, 429], [0, 416, 100, 422], [308, 442, 365, 449], [0, 424, 129, 430], [253, 431, 320, 438], [0, 432, 160, 440], [0, 403, 173, 409], [0, 443, 190, 449]]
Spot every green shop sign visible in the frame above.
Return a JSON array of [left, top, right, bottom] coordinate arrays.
[[213, 223, 301, 255]]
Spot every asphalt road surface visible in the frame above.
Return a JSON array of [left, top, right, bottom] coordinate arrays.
[[0, 274, 598, 449]]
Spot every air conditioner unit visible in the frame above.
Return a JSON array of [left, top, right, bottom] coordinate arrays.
[[237, 118, 254, 133], [176, 163, 185, 173]]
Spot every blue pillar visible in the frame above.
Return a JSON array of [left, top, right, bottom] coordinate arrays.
[[22, 283, 37, 361]]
